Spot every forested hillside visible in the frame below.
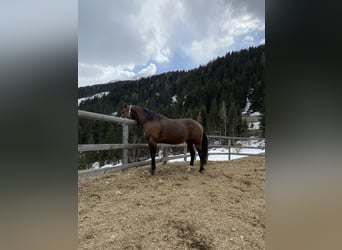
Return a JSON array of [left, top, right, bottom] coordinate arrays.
[[78, 45, 264, 169]]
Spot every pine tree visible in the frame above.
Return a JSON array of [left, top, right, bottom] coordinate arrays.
[[227, 101, 238, 137], [198, 105, 208, 129], [208, 98, 219, 134], [196, 110, 203, 123], [219, 100, 227, 136]]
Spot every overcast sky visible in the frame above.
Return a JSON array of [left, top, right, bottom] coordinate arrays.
[[78, 0, 264, 87]]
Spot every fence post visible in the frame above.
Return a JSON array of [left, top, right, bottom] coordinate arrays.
[[184, 145, 187, 161], [228, 138, 231, 160], [122, 124, 129, 169], [162, 146, 168, 164]]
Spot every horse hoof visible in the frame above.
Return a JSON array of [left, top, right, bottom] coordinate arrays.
[[187, 166, 193, 172], [199, 169, 204, 173], [149, 171, 155, 176]]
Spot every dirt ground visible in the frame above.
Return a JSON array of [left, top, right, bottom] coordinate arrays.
[[78, 156, 265, 250]]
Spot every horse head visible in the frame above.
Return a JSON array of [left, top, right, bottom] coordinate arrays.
[[121, 103, 131, 119]]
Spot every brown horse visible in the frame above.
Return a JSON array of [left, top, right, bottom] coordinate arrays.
[[121, 104, 208, 175]]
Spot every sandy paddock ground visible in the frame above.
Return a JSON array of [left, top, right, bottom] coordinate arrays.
[[78, 156, 265, 249]]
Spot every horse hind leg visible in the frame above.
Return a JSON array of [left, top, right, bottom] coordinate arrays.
[[185, 141, 195, 172], [149, 142, 157, 175], [195, 131, 208, 173], [195, 144, 205, 173]]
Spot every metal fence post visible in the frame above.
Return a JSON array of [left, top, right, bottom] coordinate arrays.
[[162, 146, 168, 165], [183, 145, 187, 161], [228, 138, 231, 160], [122, 124, 129, 169]]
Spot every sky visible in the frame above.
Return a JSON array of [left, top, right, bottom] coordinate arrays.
[[78, 0, 265, 87]]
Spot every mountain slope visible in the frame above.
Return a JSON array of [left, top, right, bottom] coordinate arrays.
[[78, 45, 265, 169], [79, 45, 264, 123]]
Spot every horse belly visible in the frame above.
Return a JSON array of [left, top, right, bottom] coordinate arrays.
[[159, 135, 184, 144], [159, 124, 186, 144]]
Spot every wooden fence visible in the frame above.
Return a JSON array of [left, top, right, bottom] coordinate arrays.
[[78, 110, 265, 179]]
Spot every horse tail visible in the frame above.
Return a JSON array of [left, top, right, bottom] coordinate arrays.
[[202, 130, 208, 164]]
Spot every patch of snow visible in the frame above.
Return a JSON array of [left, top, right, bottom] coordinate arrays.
[[213, 140, 221, 145], [250, 111, 262, 116], [171, 95, 178, 103], [99, 160, 122, 169], [168, 147, 263, 162], [88, 137, 265, 168], [91, 162, 100, 169], [78, 91, 110, 106], [170, 138, 265, 162], [248, 121, 260, 130], [242, 88, 254, 115], [235, 138, 265, 148], [155, 92, 160, 96], [241, 97, 251, 115], [101, 163, 114, 169], [182, 95, 188, 106], [112, 112, 118, 116]]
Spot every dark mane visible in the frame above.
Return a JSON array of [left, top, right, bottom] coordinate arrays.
[[142, 107, 166, 121]]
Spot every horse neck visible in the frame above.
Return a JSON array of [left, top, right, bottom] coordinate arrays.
[[131, 106, 147, 125]]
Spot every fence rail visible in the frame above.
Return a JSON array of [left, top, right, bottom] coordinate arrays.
[[78, 110, 136, 125], [78, 143, 187, 152], [78, 110, 265, 179]]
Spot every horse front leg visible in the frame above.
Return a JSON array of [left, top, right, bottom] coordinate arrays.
[[149, 143, 157, 175], [188, 143, 195, 166]]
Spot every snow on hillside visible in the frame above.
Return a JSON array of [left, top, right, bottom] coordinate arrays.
[[250, 111, 261, 116], [241, 97, 251, 115], [171, 95, 178, 103], [242, 88, 254, 115], [241, 90, 262, 130], [248, 121, 260, 130], [78, 91, 110, 106]]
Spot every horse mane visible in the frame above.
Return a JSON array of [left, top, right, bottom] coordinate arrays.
[[141, 107, 166, 121]]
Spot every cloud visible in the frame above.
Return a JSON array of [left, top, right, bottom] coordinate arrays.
[[78, 0, 265, 86], [133, 0, 176, 63], [137, 63, 157, 78], [78, 63, 136, 86], [242, 35, 255, 46], [78, 62, 157, 87], [258, 38, 265, 45], [185, 5, 264, 63]]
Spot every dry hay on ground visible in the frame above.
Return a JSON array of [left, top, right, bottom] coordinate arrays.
[[78, 156, 265, 250]]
